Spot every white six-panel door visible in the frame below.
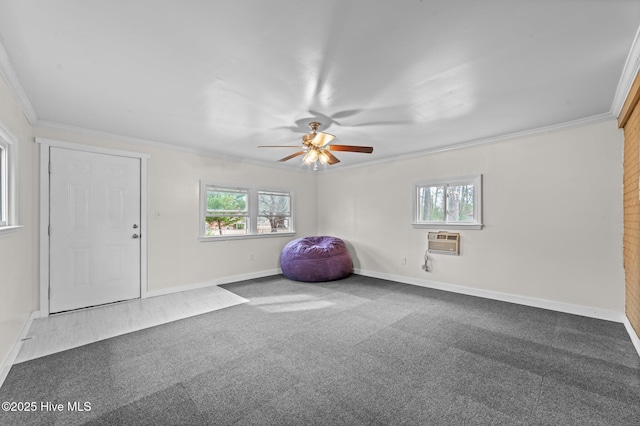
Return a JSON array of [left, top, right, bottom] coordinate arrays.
[[49, 147, 141, 313]]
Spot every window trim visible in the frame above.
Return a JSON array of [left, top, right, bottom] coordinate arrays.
[[0, 122, 20, 236], [199, 181, 295, 241], [412, 174, 483, 230]]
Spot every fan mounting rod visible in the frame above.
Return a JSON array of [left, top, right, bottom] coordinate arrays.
[[308, 121, 321, 133]]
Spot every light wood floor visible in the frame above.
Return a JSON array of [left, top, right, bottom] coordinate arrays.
[[15, 285, 248, 363]]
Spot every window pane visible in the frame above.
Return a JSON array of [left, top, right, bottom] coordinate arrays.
[[258, 191, 291, 233], [205, 188, 248, 236], [418, 185, 445, 222], [0, 145, 5, 226], [446, 184, 474, 222], [257, 216, 290, 234], [206, 188, 248, 214], [258, 191, 290, 215], [205, 217, 247, 236]]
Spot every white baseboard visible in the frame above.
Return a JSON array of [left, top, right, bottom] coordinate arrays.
[[354, 268, 626, 323], [145, 269, 281, 298], [0, 310, 40, 389], [623, 318, 640, 359]]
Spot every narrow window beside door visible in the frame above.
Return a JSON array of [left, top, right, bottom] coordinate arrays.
[[0, 122, 18, 234]]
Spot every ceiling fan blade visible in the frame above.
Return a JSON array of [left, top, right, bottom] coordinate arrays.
[[328, 144, 374, 153], [258, 145, 301, 148], [324, 150, 341, 165], [312, 131, 335, 147], [277, 151, 305, 162]]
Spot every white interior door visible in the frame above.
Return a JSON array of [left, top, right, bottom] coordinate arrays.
[[49, 147, 141, 313]]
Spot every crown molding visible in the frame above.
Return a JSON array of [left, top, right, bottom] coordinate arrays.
[[34, 112, 618, 177], [319, 112, 615, 174], [0, 41, 37, 124], [611, 24, 640, 119], [34, 120, 315, 174]]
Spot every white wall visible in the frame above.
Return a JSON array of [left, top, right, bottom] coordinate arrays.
[[317, 120, 625, 315], [33, 127, 318, 293], [0, 84, 627, 373], [0, 75, 37, 370]]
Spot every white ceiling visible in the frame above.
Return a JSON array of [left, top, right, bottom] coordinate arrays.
[[0, 1, 639, 170]]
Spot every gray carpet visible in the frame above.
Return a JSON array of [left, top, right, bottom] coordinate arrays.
[[1, 274, 639, 425]]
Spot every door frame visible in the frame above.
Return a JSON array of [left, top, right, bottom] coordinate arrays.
[[37, 138, 150, 317]]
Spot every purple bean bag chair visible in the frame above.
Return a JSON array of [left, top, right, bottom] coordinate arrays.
[[280, 236, 352, 282]]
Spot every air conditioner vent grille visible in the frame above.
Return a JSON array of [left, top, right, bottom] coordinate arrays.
[[427, 232, 460, 255]]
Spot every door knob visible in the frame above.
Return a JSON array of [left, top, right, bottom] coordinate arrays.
[[132, 234, 140, 239]]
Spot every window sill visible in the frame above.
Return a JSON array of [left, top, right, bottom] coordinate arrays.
[[412, 223, 483, 230], [0, 225, 23, 237], [199, 232, 296, 242]]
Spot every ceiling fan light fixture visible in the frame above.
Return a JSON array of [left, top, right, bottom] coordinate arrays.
[[318, 151, 329, 165], [259, 121, 373, 167], [312, 132, 335, 147], [303, 149, 318, 164]]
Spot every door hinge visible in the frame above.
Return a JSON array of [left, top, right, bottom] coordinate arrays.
[[48, 225, 50, 236], [48, 161, 51, 174], [48, 287, 51, 300]]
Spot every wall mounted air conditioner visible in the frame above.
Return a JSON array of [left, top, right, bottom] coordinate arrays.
[[427, 232, 460, 255]]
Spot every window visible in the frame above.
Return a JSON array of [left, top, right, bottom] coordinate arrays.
[[413, 175, 482, 229], [0, 142, 6, 227], [200, 182, 294, 239], [204, 187, 249, 236], [258, 190, 291, 234], [0, 122, 18, 235]]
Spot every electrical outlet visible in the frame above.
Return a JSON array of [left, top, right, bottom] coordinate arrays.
[[249, 253, 254, 261], [401, 257, 407, 265]]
